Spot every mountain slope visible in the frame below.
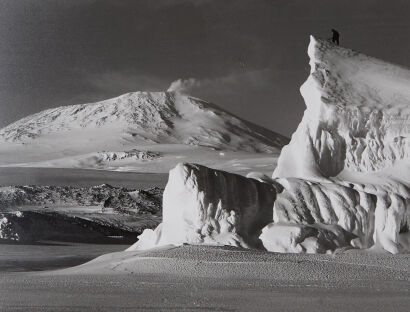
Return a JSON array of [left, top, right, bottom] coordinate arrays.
[[0, 91, 288, 153]]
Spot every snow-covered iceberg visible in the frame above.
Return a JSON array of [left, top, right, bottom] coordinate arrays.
[[264, 178, 408, 253], [129, 36, 409, 254], [274, 36, 409, 181], [129, 163, 276, 250], [129, 163, 408, 253]]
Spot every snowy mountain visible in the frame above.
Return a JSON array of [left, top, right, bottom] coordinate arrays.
[[0, 91, 287, 173], [0, 91, 287, 152], [130, 36, 409, 254]]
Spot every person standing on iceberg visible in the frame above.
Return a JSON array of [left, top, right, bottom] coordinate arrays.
[[331, 29, 340, 45]]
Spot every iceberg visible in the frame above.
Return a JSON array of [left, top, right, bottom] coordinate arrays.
[[129, 36, 409, 254], [274, 36, 409, 181], [128, 163, 276, 250]]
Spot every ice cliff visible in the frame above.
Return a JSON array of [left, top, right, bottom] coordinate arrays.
[[129, 163, 276, 250], [129, 163, 408, 253], [129, 36, 409, 254], [274, 36, 409, 180]]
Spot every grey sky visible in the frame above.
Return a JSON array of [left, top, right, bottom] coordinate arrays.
[[1, 0, 409, 136]]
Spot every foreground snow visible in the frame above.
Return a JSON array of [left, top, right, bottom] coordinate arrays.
[[130, 37, 409, 254], [2, 245, 408, 312], [61, 245, 410, 280]]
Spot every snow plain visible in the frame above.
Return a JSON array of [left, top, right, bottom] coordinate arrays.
[[1, 245, 409, 311]]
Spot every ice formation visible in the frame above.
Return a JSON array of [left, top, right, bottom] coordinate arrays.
[[129, 163, 408, 253], [274, 36, 409, 180], [129, 163, 276, 250], [130, 36, 409, 254]]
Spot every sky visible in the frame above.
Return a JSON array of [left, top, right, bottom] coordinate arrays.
[[1, 0, 410, 136]]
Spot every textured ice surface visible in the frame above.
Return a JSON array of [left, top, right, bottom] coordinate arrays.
[[268, 36, 409, 253], [130, 37, 409, 254], [265, 178, 409, 254], [129, 164, 409, 253], [274, 36, 409, 180], [128, 163, 276, 250]]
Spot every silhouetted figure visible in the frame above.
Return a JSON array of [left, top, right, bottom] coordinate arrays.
[[331, 29, 340, 45]]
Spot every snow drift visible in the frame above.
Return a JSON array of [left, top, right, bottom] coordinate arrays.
[[129, 36, 409, 254]]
